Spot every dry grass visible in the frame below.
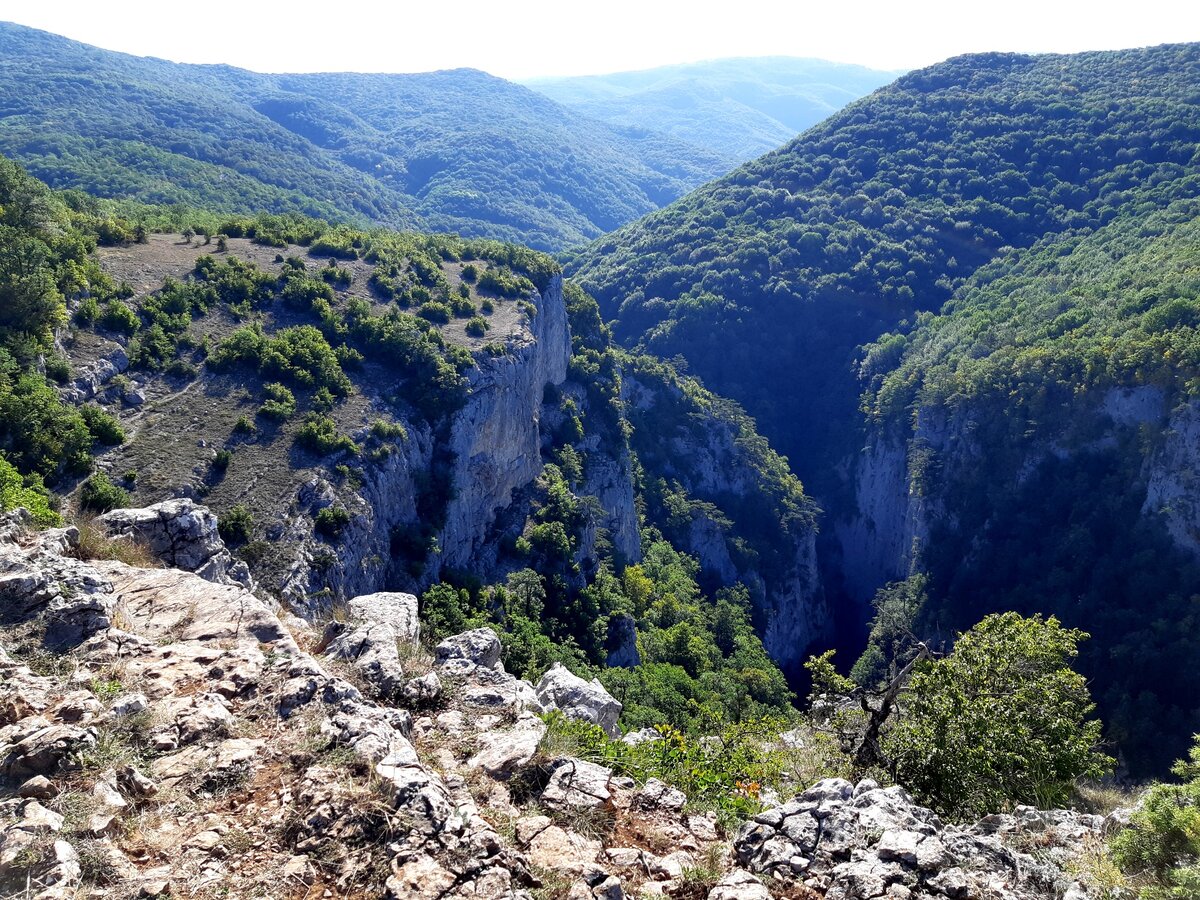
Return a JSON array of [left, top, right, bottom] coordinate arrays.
[[1074, 780, 1140, 817], [71, 514, 162, 568], [1066, 832, 1131, 897]]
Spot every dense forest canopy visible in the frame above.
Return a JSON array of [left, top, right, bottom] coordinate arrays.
[[568, 43, 1200, 494], [0, 21, 731, 250]]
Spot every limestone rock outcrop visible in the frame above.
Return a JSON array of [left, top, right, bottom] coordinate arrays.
[[734, 778, 1104, 899], [99, 499, 253, 589]]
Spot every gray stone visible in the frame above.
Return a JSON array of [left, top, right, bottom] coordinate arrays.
[[605, 614, 640, 668], [18, 775, 57, 799], [435, 628, 502, 671], [468, 716, 546, 777], [634, 778, 687, 812], [542, 758, 612, 809], [111, 693, 149, 717], [707, 870, 771, 900], [347, 591, 420, 643], [99, 499, 252, 589], [535, 662, 622, 738]]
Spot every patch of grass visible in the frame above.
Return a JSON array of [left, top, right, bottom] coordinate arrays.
[[72, 516, 161, 568]]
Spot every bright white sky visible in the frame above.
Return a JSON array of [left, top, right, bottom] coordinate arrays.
[[1, 0, 1197, 79]]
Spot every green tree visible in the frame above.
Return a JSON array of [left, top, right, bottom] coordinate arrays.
[[1110, 736, 1200, 898], [884, 612, 1112, 818]]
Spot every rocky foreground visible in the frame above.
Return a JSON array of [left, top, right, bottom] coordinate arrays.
[[1, 502, 1113, 899]]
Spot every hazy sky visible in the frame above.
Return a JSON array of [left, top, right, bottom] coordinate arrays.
[[1, 0, 1197, 79]]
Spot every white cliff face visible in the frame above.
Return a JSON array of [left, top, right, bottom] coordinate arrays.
[[579, 444, 641, 564], [838, 384, 1200, 609], [284, 275, 570, 602], [438, 275, 571, 573], [833, 434, 927, 607], [281, 424, 433, 611], [1144, 396, 1200, 557]]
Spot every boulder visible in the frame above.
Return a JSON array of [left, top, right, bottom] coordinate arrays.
[[535, 663, 622, 738], [322, 620, 407, 699], [542, 758, 613, 809], [734, 777, 1104, 899], [468, 715, 547, 778], [347, 591, 420, 643], [401, 672, 442, 707], [435, 628, 502, 671], [708, 870, 770, 900]]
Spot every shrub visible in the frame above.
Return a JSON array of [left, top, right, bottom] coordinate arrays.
[[450, 296, 475, 317], [74, 296, 100, 326], [1110, 735, 1200, 897], [295, 414, 359, 456], [100, 300, 139, 336], [465, 316, 489, 338], [314, 505, 351, 538], [884, 612, 1112, 819], [218, 504, 254, 545], [233, 415, 256, 435], [209, 324, 350, 395], [212, 448, 232, 472], [44, 355, 71, 384], [480, 298, 495, 314], [80, 405, 125, 446], [369, 419, 407, 441], [460, 263, 478, 283], [416, 302, 452, 324], [0, 453, 59, 525], [79, 473, 129, 513], [257, 382, 297, 421]]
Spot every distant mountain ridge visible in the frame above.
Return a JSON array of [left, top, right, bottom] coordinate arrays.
[[524, 57, 900, 163], [0, 21, 734, 249]]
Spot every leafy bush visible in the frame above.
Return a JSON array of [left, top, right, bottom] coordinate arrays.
[[540, 711, 792, 824], [100, 300, 139, 335], [0, 369, 94, 479], [79, 473, 129, 513], [218, 504, 254, 545], [1111, 736, 1200, 898], [884, 612, 1112, 819], [0, 453, 59, 525], [369, 419, 406, 441], [477, 266, 533, 298], [80, 404, 125, 445], [465, 316, 489, 337], [43, 354, 71, 384], [256, 382, 296, 421], [209, 324, 350, 395], [416, 302, 452, 324], [314, 505, 351, 538], [74, 296, 99, 326], [295, 414, 359, 456]]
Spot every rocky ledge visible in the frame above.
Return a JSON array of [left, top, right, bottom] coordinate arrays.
[[0, 504, 1116, 899]]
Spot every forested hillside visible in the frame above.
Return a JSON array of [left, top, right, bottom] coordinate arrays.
[[0, 22, 731, 250], [569, 43, 1200, 494], [569, 43, 1200, 774], [526, 56, 898, 164], [0, 153, 821, 739], [854, 196, 1200, 775]]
